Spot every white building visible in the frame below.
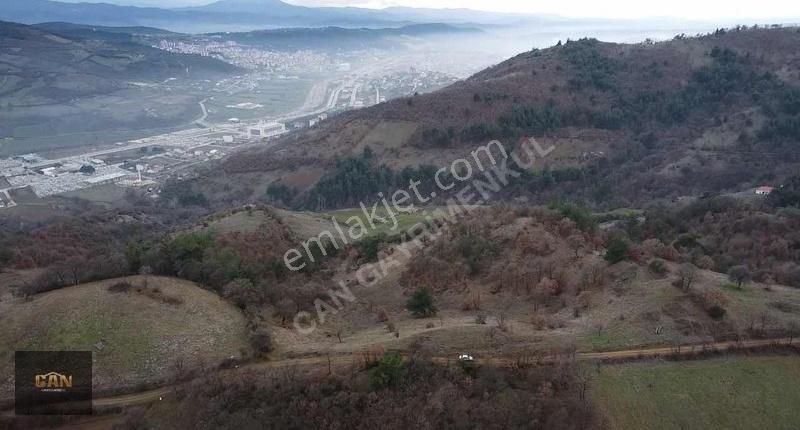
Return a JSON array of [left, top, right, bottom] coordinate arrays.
[[247, 121, 286, 139], [85, 171, 128, 185]]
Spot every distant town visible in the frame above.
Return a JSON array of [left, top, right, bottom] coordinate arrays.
[[0, 45, 459, 208]]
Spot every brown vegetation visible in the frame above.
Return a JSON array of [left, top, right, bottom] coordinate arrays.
[[117, 359, 594, 430]]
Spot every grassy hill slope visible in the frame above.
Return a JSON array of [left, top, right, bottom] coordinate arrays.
[[0, 275, 249, 396]]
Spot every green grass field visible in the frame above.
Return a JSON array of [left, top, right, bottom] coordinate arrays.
[[60, 183, 128, 204], [328, 207, 434, 239], [592, 355, 800, 430], [206, 78, 313, 123], [199, 210, 274, 234]]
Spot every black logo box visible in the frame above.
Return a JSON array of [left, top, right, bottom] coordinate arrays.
[[15, 351, 93, 415]]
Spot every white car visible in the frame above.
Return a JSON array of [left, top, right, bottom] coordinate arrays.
[[458, 354, 474, 362]]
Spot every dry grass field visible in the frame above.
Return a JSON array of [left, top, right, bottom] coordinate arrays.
[[0, 276, 248, 396]]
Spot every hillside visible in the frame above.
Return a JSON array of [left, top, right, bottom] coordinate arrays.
[[0, 20, 239, 148], [215, 26, 800, 211], [0, 275, 249, 396], [3, 196, 800, 428], [3, 21, 800, 430], [0, 20, 236, 104]]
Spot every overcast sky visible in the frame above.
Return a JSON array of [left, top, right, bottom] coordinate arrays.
[[60, 0, 799, 21]]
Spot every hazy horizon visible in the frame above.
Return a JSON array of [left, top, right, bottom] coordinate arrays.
[[49, 0, 800, 22]]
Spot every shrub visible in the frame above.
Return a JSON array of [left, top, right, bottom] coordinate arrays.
[[695, 255, 715, 270], [108, 281, 133, 293], [604, 237, 630, 263], [550, 202, 597, 233], [648, 259, 668, 276], [406, 287, 437, 318], [223, 279, 262, 310], [461, 293, 481, 311], [135, 287, 184, 306], [707, 305, 727, 320], [455, 234, 497, 275], [248, 326, 273, 355], [368, 352, 406, 390], [355, 234, 386, 263]]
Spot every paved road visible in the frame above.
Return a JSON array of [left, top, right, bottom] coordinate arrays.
[[60, 336, 795, 410]]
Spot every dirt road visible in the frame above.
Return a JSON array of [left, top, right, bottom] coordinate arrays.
[[2, 337, 793, 414], [72, 336, 795, 410]]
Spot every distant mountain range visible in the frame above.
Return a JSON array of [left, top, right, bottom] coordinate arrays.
[[26, 21, 480, 52], [0, 0, 533, 32], [0, 20, 237, 101], [0, 20, 240, 145]]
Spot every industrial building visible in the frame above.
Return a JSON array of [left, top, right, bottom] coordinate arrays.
[[247, 121, 286, 139]]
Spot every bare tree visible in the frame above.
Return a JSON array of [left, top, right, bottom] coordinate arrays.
[[576, 364, 597, 402], [678, 263, 698, 291], [139, 265, 153, 288], [567, 234, 585, 260], [788, 322, 799, 345], [331, 318, 346, 343], [275, 298, 297, 327]]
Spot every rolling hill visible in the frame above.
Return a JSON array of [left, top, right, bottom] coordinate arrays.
[[0, 275, 249, 397], [214, 25, 800, 211], [0, 20, 237, 104], [0, 20, 239, 147]]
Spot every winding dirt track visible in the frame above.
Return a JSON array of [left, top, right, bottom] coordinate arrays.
[[80, 337, 795, 409], [0, 337, 793, 414]]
